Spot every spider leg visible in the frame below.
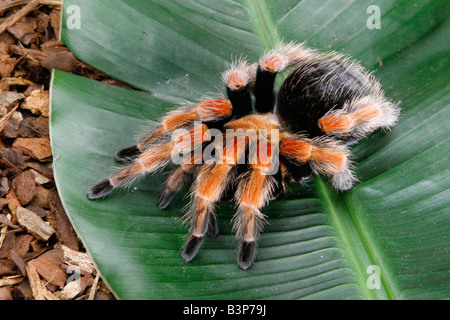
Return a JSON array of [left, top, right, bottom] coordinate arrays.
[[114, 99, 232, 162], [87, 124, 210, 199], [280, 136, 355, 191], [318, 95, 400, 143], [157, 150, 201, 209], [255, 42, 316, 113], [222, 59, 256, 118], [181, 136, 248, 262], [234, 142, 277, 269]]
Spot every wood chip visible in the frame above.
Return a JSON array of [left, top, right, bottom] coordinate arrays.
[[0, 103, 19, 135], [29, 253, 66, 288], [0, 91, 25, 108], [0, 177, 9, 198], [12, 170, 36, 206], [15, 206, 55, 241], [60, 245, 95, 274], [12, 137, 52, 161], [20, 89, 49, 117], [58, 278, 82, 300], [0, 275, 24, 287], [0, 287, 13, 300], [10, 249, 27, 276], [25, 261, 57, 300], [0, 148, 25, 170], [50, 191, 79, 250], [41, 51, 78, 73]]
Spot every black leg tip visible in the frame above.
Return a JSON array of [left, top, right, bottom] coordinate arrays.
[[237, 241, 257, 270], [157, 189, 176, 209], [181, 235, 204, 263], [207, 212, 219, 239], [87, 179, 114, 199], [114, 145, 141, 163]]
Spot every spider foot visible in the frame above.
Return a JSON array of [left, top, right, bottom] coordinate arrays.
[[181, 235, 204, 263], [237, 241, 257, 270], [207, 212, 219, 239], [87, 179, 114, 199], [157, 188, 176, 209], [114, 145, 141, 163]]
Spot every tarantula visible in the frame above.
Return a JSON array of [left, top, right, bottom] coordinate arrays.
[[87, 42, 400, 270]]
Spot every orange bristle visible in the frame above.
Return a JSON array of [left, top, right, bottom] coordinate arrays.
[[310, 147, 346, 174], [162, 109, 197, 129], [280, 139, 312, 163], [251, 143, 272, 169], [319, 115, 353, 135], [223, 137, 248, 164], [351, 104, 381, 124], [227, 71, 247, 89], [196, 99, 233, 120], [261, 55, 283, 72]]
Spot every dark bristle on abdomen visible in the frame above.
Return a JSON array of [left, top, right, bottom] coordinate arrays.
[[276, 59, 372, 137], [87, 179, 114, 199]]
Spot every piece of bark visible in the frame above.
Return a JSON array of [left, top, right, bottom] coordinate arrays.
[[12, 137, 52, 161], [1, 118, 19, 138], [50, 191, 79, 250], [0, 54, 16, 79], [28, 184, 50, 209], [13, 234, 33, 256], [0, 177, 9, 197], [0, 91, 25, 108], [41, 51, 78, 73], [0, 213, 19, 228], [12, 170, 35, 206], [29, 253, 67, 288], [0, 260, 16, 277], [6, 189, 21, 215], [12, 170, 35, 203], [11, 278, 33, 300], [0, 198, 9, 210], [18, 116, 49, 138], [25, 261, 57, 300], [15, 206, 55, 241], [0, 231, 15, 258], [28, 168, 51, 185], [25, 205, 46, 218], [0, 287, 13, 300], [10, 250, 27, 276], [25, 160, 53, 179], [0, 148, 25, 171], [20, 90, 49, 117], [0, 275, 23, 287], [60, 245, 95, 274]]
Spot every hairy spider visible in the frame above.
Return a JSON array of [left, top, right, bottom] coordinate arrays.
[[87, 42, 400, 270]]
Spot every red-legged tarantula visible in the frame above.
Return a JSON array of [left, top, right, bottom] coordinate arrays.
[[87, 42, 400, 270]]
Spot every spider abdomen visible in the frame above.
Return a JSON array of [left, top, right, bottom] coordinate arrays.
[[276, 57, 378, 138]]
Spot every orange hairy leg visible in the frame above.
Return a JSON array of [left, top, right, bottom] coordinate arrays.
[[157, 150, 203, 209], [181, 136, 249, 262], [280, 137, 354, 190], [318, 103, 382, 136], [114, 99, 232, 162], [87, 125, 210, 199], [234, 142, 276, 269]]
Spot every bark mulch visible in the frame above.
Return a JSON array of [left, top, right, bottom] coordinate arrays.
[[0, 0, 119, 300]]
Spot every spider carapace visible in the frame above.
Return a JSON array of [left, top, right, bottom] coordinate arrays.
[[87, 42, 400, 270]]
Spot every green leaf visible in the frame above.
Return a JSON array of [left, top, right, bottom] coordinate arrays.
[[50, 0, 450, 299]]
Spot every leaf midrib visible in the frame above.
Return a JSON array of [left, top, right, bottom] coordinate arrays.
[[244, 0, 397, 300]]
